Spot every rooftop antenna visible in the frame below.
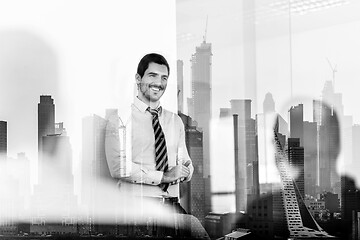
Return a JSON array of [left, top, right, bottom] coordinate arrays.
[[326, 57, 337, 90], [203, 15, 208, 43]]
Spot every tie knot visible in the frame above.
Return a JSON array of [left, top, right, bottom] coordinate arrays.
[[147, 107, 161, 116]]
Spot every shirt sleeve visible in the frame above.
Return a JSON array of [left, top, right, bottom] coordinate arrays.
[[104, 112, 163, 185], [176, 115, 194, 182]]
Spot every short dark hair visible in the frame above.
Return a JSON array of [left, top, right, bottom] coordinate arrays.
[[137, 53, 170, 78]]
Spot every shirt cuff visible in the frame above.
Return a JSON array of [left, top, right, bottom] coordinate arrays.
[[140, 167, 163, 185]]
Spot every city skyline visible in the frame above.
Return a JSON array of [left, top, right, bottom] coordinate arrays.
[[1, 0, 360, 238], [1, 79, 360, 238]]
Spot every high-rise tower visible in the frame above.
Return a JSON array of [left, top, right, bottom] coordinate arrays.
[[303, 121, 318, 197], [177, 60, 184, 113], [190, 39, 212, 213], [38, 95, 55, 153], [273, 131, 333, 239], [81, 113, 116, 203], [231, 99, 257, 212], [263, 92, 275, 114], [287, 138, 305, 199], [289, 104, 304, 147], [179, 113, 206, 230], [0, 121, 7, 161]]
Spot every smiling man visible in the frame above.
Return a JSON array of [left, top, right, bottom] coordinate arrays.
[[105, 53, 194, 213]]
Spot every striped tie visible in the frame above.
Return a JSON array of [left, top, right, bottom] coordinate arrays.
[[147, 107, 169, 192]]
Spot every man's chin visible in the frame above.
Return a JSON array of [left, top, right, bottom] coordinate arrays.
[[150, 94, 163, 102]]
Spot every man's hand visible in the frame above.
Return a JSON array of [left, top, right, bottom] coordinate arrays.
[[161, 162, 190, 184]]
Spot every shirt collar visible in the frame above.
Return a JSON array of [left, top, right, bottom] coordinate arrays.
[[133, 96, 162, 115]]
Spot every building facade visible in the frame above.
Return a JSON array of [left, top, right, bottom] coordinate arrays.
[[189, 39, 212, 214], [0, 121, 7, 161]]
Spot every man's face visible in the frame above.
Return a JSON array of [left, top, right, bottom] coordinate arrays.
[[136, 62, 168, 103]]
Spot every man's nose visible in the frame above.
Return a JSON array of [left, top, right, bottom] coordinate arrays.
[[153, 76, 162, 84]]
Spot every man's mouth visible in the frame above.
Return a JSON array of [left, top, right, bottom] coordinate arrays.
[[149, 84, 164, 92]]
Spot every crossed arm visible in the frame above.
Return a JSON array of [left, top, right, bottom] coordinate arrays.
[[104, 113, 193, 186]]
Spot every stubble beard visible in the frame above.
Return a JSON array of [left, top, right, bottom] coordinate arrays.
[[139, 83, 164, 103]]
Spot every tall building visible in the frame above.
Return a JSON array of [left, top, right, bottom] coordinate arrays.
[[287, 138, 305, 199], [190, 39, 212, 213], [243, 0, 257, 113], [319, 101, 340, 193], [0, 121, 7, 161], [40, 134, 73, 185], [341, 176, 360, 240], [31, 132, 78, 234], [342, 116, 353, 171], [38, 95, 55, 152], [0, 172, 22, 235], [263, 92, 275, 114], [353, 125, 360, 165], [273, 131, 332, 239], [219, 108, 231, 118], [303, 121, 318, 197], [231, 99, 257, 212], [81, 113, 116, 202], [179, 113, 206, 229], [247, 193, 274, 238], [289, 104, 304, 147], [82, 112, 118, 233], [313, 99, 322, 124], [256, 93, 282, 187], [177, 60, 184, 113], [6, 153, 32, 209]]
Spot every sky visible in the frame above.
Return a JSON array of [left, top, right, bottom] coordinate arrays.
[[177, 0, 360, 123]]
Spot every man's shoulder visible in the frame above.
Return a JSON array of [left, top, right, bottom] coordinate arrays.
[[162, 108, 183, 125], [162, 108, 180, 118]]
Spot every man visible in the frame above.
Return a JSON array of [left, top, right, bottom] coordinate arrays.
[[105, 53, 194, 213]]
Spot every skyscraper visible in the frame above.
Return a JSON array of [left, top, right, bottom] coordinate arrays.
[[341, 176, 360, 239], [40, 134, 73, 185], [303, 121, 318, 197], [263, 92, 275, 114], [190, 39, 212, 213], [289, 104, 304, 147], [313, 99, 322, 124], [31, 130, 78, 234], [287, 138, 305, 199], [81, 113, 116, 203], [231, 99, 257, 212], [319, 82, 342, 195], [353, 125, 360, 165], [38, 95, 55, 152], [81, 112, 119, 233], [340, 124, 360, 239], [179, 113, 206, 228], [177, 60, 184, 113], [273, 131, 332, 239], [319, 101, 340, 193], [256, 93, 282, 187], [0, 121, 7, 161]]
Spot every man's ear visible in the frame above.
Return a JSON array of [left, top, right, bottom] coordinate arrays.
[[135, 73, 141, 85]]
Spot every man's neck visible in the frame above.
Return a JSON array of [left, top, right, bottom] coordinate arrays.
[[137, 95, 159, 109]]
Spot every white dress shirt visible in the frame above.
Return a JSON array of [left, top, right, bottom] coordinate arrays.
[[105, 97, 194, 197]]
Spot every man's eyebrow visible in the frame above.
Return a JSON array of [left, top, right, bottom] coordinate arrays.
[[147, 72, 158, 75], [147, 71, 168, 78]]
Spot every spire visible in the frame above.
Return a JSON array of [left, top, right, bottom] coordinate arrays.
[[203, 15, 208, 43]]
